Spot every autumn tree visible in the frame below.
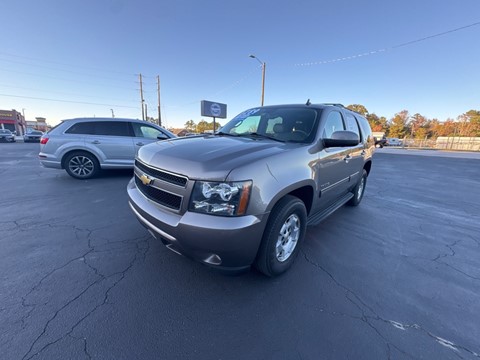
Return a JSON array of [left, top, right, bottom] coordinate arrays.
[[366, 113, 388, 132], [389, 110, 409, 138], [409, 113, 429, 139]]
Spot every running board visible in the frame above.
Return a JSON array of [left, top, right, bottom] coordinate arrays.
[[307, 192, 354, 226]]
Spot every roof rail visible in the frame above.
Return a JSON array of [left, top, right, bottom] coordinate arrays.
[[322, 103, 345, 108]]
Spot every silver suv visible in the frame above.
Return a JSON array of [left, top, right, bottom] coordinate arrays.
[[39, 118, 175, 179], [128, 104, 374, 276]]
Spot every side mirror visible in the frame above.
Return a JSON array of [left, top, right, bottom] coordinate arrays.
[[157, 133, 168, 140], [323, 131, 359, 148]]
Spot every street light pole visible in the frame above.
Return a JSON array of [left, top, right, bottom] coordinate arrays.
[[249, 54, 266, 106]]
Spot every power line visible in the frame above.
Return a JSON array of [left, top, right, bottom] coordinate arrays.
[[0, 93, 138, 109], [295, 20, 480, 67], [0, 51, 135, 76], [0, 83, 138, 103], [0, 68, 137, 90], [0, 57, 137, 83]]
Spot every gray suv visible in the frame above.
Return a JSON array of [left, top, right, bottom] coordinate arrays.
[[128, 104, 374, 276], [39, 118, 175, 179]]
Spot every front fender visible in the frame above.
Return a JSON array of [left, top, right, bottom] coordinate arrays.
[[226, 147, 318, 216]]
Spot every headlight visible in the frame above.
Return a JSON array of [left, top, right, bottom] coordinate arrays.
[[189, 180, 252, 216]]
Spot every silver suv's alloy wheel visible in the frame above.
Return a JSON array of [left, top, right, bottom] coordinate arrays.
[[69, 156, 94, 177], [275, 214, 300, 262]]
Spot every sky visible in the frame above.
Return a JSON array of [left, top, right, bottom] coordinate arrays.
[[1, 0, 479, 129]]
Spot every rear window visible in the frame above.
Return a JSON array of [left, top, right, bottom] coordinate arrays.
[[65, 122, 95, 135], [65, 121, 131, 136]]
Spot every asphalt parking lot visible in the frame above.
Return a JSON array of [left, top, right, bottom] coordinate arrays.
[[1, 143, 479, 360]]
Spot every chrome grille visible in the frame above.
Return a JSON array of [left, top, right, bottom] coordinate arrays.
[[134, 175, 182, 210], [135, 160, 187, 187]]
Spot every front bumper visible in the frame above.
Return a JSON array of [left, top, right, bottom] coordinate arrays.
[[127, 177, 268, 271], [0, 136, 15, 142]]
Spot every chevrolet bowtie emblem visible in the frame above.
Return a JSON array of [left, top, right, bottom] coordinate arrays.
[[140, 174, 154, 186]]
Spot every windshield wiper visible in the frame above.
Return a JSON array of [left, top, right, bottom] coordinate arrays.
[[243, 132, 285, 143], [216, 131, 239, 137]]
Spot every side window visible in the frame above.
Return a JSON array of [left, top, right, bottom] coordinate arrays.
[[345, 113, 360, 137], [93, 121, 131, 137], [132, 123, 165, 139], [323, 111, 345, 138], [356, 116, 372, 142], [65, 122, 95, 135]]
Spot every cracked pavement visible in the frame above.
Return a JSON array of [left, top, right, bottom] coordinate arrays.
[[1, 143, 479, 359]]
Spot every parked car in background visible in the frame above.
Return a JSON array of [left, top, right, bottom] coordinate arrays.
[[374, 136, 387, 148], [24, 130, 43, 142], [386, 137, 403, 146], [39, 118, 176, 179], [0, 129, 16, 142]]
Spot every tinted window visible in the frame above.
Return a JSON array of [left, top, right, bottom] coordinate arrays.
[[323, 111, 345, 138], [132, 123, 166, 139], [93, 121, 131, 136], [65, 122, 95, 135], [356, 115, 372, 142], [345, 113, 360, 137]]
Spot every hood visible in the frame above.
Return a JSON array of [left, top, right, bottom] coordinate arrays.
[[137, 135, 292, 181]]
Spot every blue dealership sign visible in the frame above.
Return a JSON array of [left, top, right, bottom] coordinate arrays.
[[201, 100, 227, 119]]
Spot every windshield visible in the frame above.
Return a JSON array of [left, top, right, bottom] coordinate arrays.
[[0, 129, 11, 134], [220, 107, 320, 143]]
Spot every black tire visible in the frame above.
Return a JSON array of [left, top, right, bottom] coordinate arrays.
[[255, 195, 307, 277], [64, 151, 100, 179], [347, 169, 367, 206]]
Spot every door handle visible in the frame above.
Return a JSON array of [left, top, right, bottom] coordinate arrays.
[[361, 150, 366, 156], [136, 142, 145, 146], [343, 155, 351, 163], [91, 140, 100, 144]]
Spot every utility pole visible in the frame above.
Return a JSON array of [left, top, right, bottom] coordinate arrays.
[[139, 73, 145, 120], [260, 62, 266, 107], [145, 103, 148, 121], [110, 109, 115, 118], [157, 75, 162, 127]]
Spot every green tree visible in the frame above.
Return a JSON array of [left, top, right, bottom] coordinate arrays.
[[458, 110, 480, 136], [184, 120, 196, 132], [209, 121, 221, 131], [389, 110, 409, 138], [196, 120, 210, 133], [346, 104, 368, 116]]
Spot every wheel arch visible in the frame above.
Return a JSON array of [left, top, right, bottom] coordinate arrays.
[[265, 181, 315, 216], [61, 149, 100, 169]]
